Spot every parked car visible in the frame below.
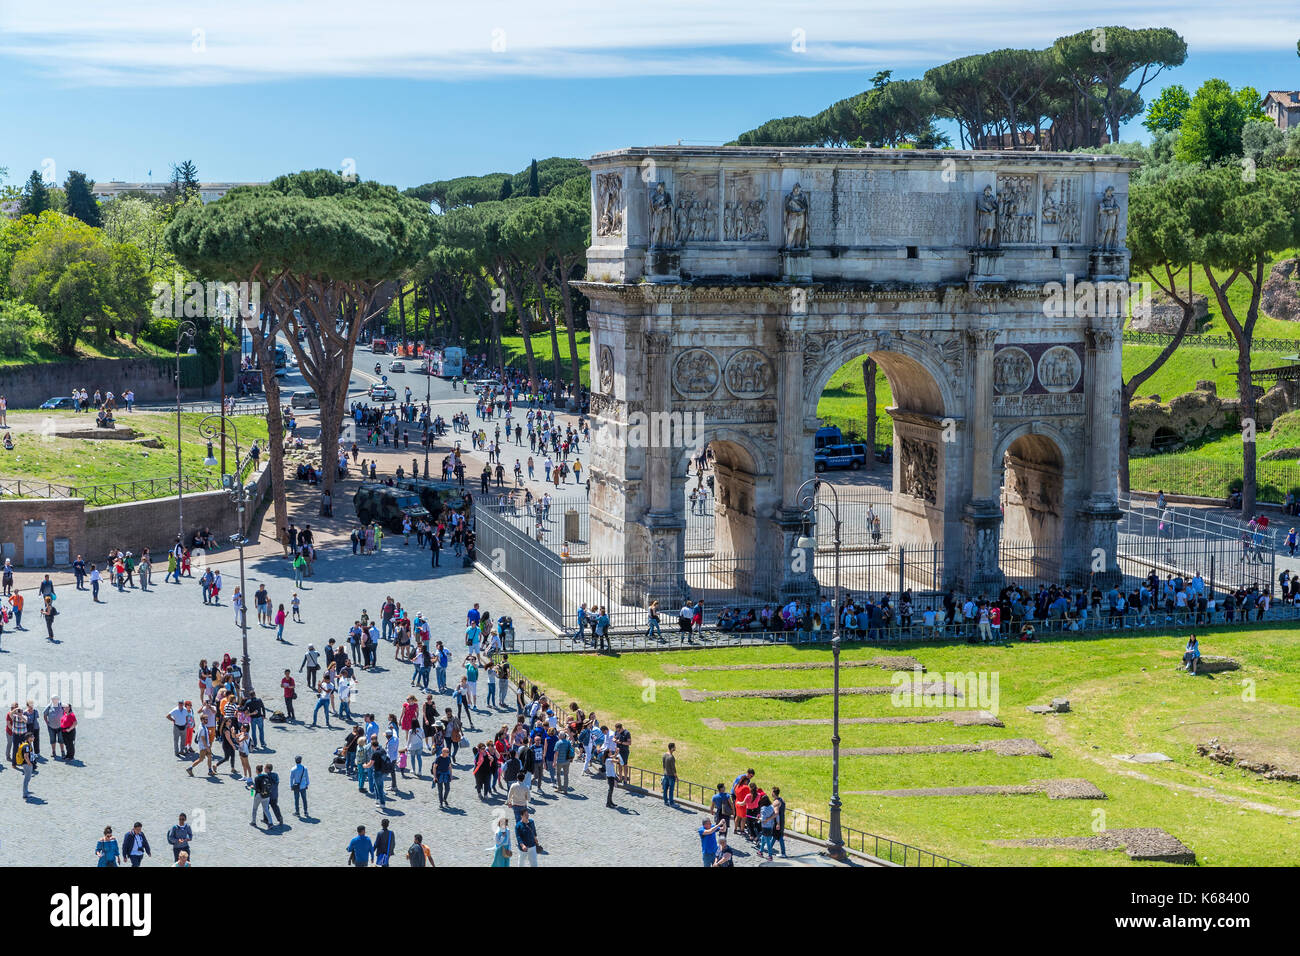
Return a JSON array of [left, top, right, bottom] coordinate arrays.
[[369, 384, 396, 402], [814, 443, 869, 472], [39, 396, 77, 409], [353, 482, 429, 533], [290, 390, 319, 409], [389, 360, 406, 373]]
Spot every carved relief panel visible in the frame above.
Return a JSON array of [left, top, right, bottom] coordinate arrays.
[[900, 437, 938, 504], [723, 171, 768, 242], [595, 172, 624, 238], [996, 173, 1037, 244], [673, 171, 719, 244], [1039, 175, 1080, 244], [672, 349, 720, 398]]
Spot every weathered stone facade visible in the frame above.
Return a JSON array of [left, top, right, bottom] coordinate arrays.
[[578, 147, 1135, 597]]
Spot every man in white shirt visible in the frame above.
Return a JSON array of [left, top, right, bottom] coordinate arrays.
[[166, 701, 189, 757], [679, 603, 694, 642]]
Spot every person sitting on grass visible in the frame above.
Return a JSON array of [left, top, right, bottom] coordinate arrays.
[[1182, 634, 1201, 674], [1019, 622, 1038, 643], [1, 433, 12, 451]]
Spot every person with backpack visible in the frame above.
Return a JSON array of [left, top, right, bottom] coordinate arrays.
[[407, 833, 434, 866], [16, 732, 35, 801], [250, 765, 273, 828], [374, 818, 396, 867]]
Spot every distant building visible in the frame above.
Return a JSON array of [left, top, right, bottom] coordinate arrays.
[[90, 181, 265, 204], [1263, 91, 1300, 131]]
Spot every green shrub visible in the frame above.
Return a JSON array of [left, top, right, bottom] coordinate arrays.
[[0, 299, 39, 357]]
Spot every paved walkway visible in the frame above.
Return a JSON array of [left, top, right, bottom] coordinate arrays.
[[0, 542, 784, 866]]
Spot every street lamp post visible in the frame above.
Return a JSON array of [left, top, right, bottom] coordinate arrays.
[[201, 413, 253, 697], [795, 476, 846, 863], [174, 320, 199, 544], [424, 362, 431, 479]]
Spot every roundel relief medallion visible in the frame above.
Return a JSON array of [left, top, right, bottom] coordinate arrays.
[[672, 349, 720, 398], [723, 348, 773, 399], [1037, 345, 1082, 393], [992, 347, 1034, 395], [598, 345, 614, 394]]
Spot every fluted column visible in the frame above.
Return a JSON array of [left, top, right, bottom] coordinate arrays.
[[962, 327, 1003, 590]]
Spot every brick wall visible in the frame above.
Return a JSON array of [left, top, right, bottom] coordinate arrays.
[[0, 357, 210, 410], [0, 463, 269, 566]]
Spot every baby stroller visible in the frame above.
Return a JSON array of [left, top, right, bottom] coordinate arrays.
[[327, 748, 349, 774]]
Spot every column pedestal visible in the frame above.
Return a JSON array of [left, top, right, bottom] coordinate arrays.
[[962, 500, 1004, 594]]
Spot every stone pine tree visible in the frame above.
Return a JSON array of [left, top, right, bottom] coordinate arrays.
[[1142, 166, 1300, 515], [63, 170, 102, 228], [1119, 174, 1201, 494], [19, 171, 50, 217], [168, 170, 432, 519]]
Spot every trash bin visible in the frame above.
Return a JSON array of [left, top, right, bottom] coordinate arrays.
[[564, 509, 580, 542]]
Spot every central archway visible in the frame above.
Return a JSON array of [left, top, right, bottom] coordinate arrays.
[[805, 340, 960, 564]]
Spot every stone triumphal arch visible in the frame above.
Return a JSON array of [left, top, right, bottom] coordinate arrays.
[[576, 147, 1134, 603]]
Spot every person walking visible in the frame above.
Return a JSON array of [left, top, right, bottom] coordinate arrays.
[[250, 765, 273, 829], [374, 818, 396, 867], [265, 762, 284, 826], [95, 826, 121, 867], [123, 823, 151, 867], [604, 748, 621, 808], [300, 646, 320, 690], [16, 732, 35, 801], [491, 814, 512, 867], [290, 755, 310, 817], [434, 745, 453, 807], [348, 825, 374, 867], [167, 815, 193, 862], [515, 808, 540, 866], [310, 678, 333, 728], [407, 833, 433, 866], [281, 669, 297, 721]]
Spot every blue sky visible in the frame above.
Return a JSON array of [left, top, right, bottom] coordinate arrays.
[[1, 1, 1298, 190]]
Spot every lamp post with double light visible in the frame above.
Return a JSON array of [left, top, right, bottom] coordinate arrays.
[[794, 476, 846, 862], [201, 413, 253, 697]]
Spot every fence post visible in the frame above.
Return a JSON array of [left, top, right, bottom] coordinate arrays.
[[898, 544, 905, 598]]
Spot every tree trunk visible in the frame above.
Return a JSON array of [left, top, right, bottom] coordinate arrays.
[[1119, 267, 1197, 494], [535, 263, 562, 385], [398, 284, 407, 353], [557, 258, 582, 392], [862, 358, 877, 470], [248, 314, 288, 541], [1239, 343, 1258, 517], [502, 268, 538, 388]]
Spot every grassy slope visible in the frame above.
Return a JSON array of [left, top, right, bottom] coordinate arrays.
[[0, 336, 172, 369], [0, 410, 269, 489], [515, 626, 1300, 866]]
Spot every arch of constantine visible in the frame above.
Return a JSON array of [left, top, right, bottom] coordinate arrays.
[[576, 146, 1135, 604]]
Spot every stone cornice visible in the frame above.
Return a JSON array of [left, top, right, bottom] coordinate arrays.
[[574, 280, 1063, 307]]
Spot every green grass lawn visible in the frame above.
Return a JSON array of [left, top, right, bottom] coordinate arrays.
[[514, 627, 1300, 866], [0, 410, 269, 492], [501, 329, 590, 387], [1129, 411, 1300, 500]]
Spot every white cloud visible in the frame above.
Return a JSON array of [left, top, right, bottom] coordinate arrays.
[[2, 1, 1297, 86]]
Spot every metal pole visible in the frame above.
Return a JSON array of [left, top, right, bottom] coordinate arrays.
[[828, 503, 846, 861], [425, 366, 431, 479], [177, 335, 184, 543]]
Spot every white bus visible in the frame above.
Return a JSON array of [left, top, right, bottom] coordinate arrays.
[[439, 347, 466, 378]]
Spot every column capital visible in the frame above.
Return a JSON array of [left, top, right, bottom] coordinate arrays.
[[1085, 328, 1116, 352], [775, 328, 805, 353], [964, 328, 1001, 350], [644, 331, 672, 354]]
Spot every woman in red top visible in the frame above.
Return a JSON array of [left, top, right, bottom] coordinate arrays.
[[61, 705, 77, 760], [733, 780, 750, 836]]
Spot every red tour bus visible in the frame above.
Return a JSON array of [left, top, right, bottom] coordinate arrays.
[[371, 338, 388, 354]]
